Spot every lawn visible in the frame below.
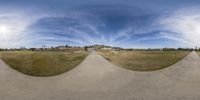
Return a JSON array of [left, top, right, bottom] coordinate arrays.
[[98, 51, 189, 71], [0, 51, 88, 76]]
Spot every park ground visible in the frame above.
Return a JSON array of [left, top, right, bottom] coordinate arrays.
[[0, 51, 88, 76], [98, 51, 189, 71]]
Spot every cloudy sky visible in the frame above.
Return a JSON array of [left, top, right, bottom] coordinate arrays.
[[0, 0, 200, 48]]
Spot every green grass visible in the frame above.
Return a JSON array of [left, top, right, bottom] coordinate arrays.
[[99, 51, 189, 71], [0, 51, 88, 76]]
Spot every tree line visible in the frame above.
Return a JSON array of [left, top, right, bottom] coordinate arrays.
[[0, 44, 200, 52]]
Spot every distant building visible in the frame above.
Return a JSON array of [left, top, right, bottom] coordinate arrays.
[[57, 46, 66, 50], [101, 47, 112, 50], [87, 48, 95, 51]]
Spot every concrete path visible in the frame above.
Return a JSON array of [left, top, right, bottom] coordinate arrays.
[[0, 51, 200, 100]]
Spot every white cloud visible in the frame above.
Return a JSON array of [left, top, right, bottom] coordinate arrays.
[[158, 6, 200, 47], [0, 9, 43, 48]]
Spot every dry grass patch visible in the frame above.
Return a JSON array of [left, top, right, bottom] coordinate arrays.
[[0, 51, 88, 76], [99, 51, 189, 71], [197, 52, 200, 56]]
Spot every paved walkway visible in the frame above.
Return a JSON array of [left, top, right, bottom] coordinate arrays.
[[0, 51, 200, 100]]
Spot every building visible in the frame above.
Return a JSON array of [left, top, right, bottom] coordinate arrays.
[[87, 48, 95, 51], [57, 46, 66, 50], [101, 47, 112, 50]]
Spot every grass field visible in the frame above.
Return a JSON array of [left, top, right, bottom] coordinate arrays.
[[99, 51, 189, 71], [0, 51, 88, 76]]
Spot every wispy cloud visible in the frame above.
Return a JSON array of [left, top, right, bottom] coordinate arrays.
[[158, 6, 200, 47], [0, 11, 33, 48], [24, 5, 160, 47], [1, 3, 200, 48]]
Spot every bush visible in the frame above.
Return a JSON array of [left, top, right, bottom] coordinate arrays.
[[0, 48, 4, 51]]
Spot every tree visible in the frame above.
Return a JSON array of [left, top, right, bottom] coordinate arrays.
[[30, 48, 36, 51], [66, 44, 69, 48], [195, 46, 198, 51], [84, 46, 88, 51], [0, 48, 4, 51]]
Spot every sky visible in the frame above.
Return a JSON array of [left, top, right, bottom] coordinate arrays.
[[0, 0, 200, 48]]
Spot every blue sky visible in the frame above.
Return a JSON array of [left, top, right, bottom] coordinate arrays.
[[0, 0, 200, 48]]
